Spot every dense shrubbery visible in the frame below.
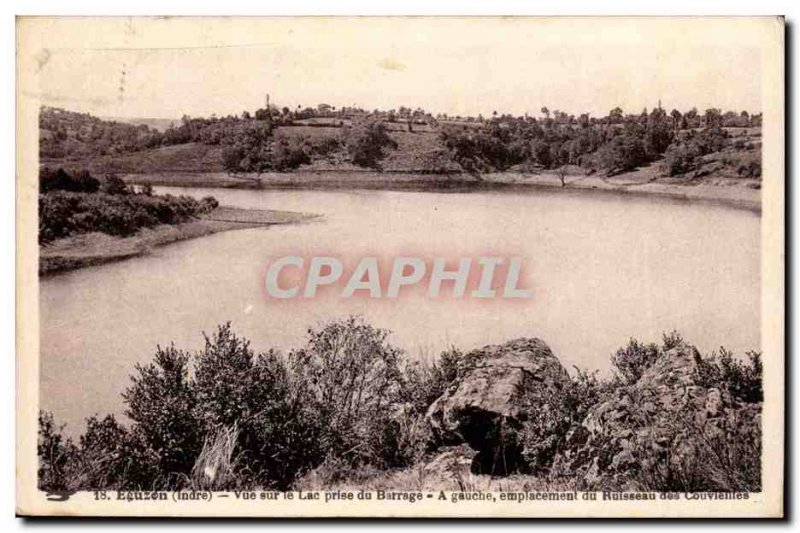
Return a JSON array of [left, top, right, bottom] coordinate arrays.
[[38, 318, 431, 491], [39, 168, 217, 243], [38, 317, 762, 493]]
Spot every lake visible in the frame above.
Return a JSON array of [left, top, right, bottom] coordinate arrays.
[[40, 185, 761, 434]]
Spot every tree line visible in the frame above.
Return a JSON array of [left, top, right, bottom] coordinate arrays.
[[40, 104, 762, 178]]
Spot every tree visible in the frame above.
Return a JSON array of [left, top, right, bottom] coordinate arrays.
[[704, 108, 723, 130], [644, 108, 674, 158], [670, 109, 683, 131], [343, 119, 398, 169], [221, 122, 274, 174], [556, 166, 567, 187]]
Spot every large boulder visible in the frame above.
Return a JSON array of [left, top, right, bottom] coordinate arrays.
[[552, 342, 762, 491], [425, 338, 570, 475]]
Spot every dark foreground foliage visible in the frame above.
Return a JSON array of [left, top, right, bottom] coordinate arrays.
[[39, 168, 218, 244], [38, 318, 762, 493]]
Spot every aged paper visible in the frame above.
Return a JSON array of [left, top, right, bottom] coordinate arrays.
[[16, 16, 784, 517]]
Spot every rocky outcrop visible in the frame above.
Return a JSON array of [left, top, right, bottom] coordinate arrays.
[[420, 335, 761, 490], [551, 342, 761, 491], [425, 338, 570, 475]]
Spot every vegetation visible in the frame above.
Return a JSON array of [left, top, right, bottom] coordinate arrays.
[[41, 104, 762, 181], [342, 118, 398, 169], [38, 317, 762, 493], [39, 168, 218, 244]]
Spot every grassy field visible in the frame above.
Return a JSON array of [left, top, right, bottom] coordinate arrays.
[[42, 142, 225, 175], [39, 206, 314, 275]]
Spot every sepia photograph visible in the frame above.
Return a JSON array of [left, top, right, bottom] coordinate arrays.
[[15, 15, 785, 518]]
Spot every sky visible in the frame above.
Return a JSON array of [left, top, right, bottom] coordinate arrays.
[[21, 17, 773, 120]]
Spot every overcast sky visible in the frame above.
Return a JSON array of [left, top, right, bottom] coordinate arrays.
[[24, 17, 772, 120]]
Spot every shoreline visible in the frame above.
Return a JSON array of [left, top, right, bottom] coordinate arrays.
[[39, 206, 315, 276], [121, 169, 762, 213]]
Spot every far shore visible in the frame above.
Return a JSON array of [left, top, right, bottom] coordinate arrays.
[[121, 169, 762, 213], [39, 206, 316, 276]]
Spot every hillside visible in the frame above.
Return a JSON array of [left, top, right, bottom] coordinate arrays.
[[101, 116, 178, 132], [40, 106, 763, 196]]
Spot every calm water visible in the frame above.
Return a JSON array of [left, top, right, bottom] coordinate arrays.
[[40, 185, 761, 434]]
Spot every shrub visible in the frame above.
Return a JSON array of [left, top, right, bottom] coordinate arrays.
[[631, 401, 761, 492], [270, 137, 311, 171], [663, 142, 701, 176], [342, 119, 398, 169], [122, 344, 202, 480], [76, 414, 160, 490], [694, 347, 763, 403], [593, 135, 647, 174], [289, 316, 404, 468], [192, 323, 321, 489], [37, 411, 76, 492], [611, 338, 661, 384], [520, 367, 615, 474], [200, 196, 219, 211], [737, 160, 762, 179], [400, 347, 461, 414]]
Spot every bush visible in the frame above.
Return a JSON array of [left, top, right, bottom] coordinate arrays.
[[37, 411, 76, 492], [593, 135, 648, 174], [400, 347, 461, 414], [663, 142, 701, 176], [737, 160, 762, 179], [289, 316, 405, 468], [630, 399, 761, 492], [342, 119, 398, 169], [270, 137, 311, 171], [694, 347, 763, 403], [193, 323, 320, 489], [76, 415, 160, 490], [610, 338, 661, 384], [122, 345, 202, 480], [519, 367, 615, 474]]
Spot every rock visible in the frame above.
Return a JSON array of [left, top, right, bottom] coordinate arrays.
[[704, 388, 724, 417], [551, 342, 761, 491], [425, 338, 570, 475], [421, 444, 477, 484]]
